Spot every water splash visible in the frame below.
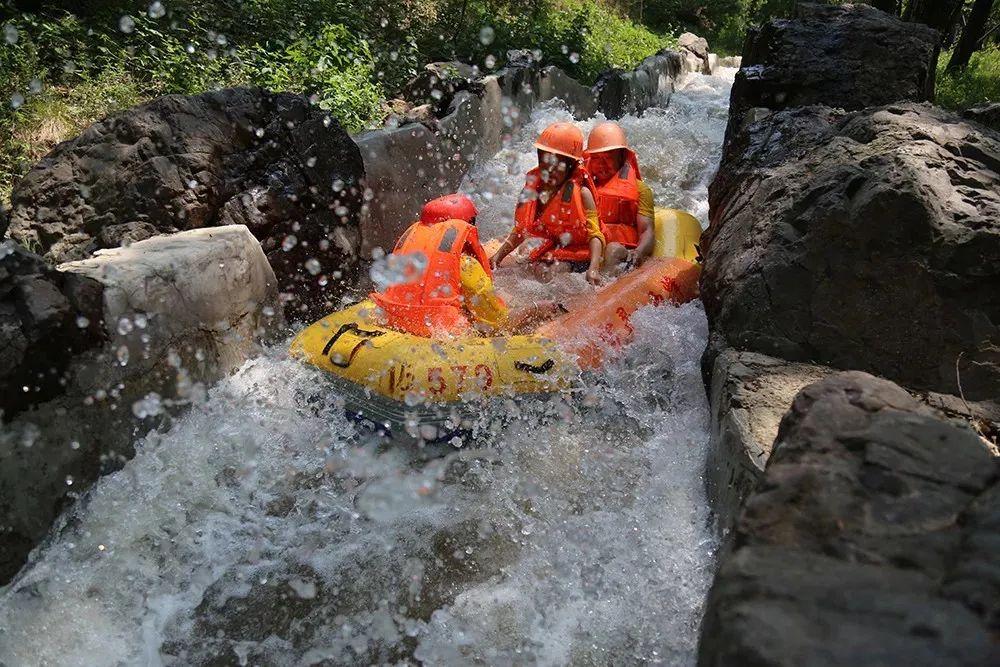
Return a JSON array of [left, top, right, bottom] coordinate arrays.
[[0, 69, 735, 665]]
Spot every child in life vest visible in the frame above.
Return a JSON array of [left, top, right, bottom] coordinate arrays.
[[489, 122, 605, 286]]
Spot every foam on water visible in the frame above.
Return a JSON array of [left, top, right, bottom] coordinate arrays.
[[0, 69, 735, 665]]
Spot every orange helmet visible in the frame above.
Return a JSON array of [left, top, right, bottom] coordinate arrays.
[[534, 122, 584, 160], [420, 193, 478, 224], [585, 121, 629, 154]]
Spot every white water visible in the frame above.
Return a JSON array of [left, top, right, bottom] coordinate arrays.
[[0, 69, 734, 666]]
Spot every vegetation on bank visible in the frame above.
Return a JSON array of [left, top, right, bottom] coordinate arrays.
[[0, 0, 672, 203], [3, 1, 999, 204], [938, 46, 1000, 110]]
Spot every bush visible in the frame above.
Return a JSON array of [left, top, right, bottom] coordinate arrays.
[[246, 23, 384, 131], [937, 45, 1000, 110]]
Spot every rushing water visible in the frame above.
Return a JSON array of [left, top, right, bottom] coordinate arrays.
[[0, 68, 734, 666]]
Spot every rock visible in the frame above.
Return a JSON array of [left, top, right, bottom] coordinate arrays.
[[706, 349, 833, 532], [401, 104, 438, 128], [679, 32, 711, 74], [727, 2, 938, 142], [594, 49, 682, 120], [0, 240, 105, 421], [400, 61, 483, 117], [679, 33, 709, 61], [964, 103, 1000, 133], [506, 49, 536, 69], [4, 88, 365, 321], [96, 221, 158, 249], [702, 103, 1000, 400], [698, 372, 1000, 667], [0, 225, 282, 583]]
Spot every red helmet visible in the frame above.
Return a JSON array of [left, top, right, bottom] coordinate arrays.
[[419, 193, 478, 225]]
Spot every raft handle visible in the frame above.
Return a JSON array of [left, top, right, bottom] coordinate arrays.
[[515, 359, 556, 374], [321, 322, 386, 356]]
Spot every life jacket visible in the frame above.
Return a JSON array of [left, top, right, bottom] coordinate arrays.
[[370, 218, 493, 337], [514, 167, 595, 263], [589, 149, 642, 248]]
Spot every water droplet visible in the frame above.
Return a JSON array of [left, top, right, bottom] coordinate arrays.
[[117, 317, 133, 335], [484, 55, 497, 70], [255, 127, 265, 138], [479, 26, 495, 46], [134, 313, 148, 329], [331, 178, 345, 193], [569, 52, 580, 64], [304, 258, 321, 275], [306, 156, 317, 168], [147, 1, 165, 19], [116, 345, 130, 366], [28, 78, 43, 94], [69, 440, 80, 450], [323, 116, 331, 127], [187, 179, 198, 189], [282, 235, 298, 252], [131, 392, 163, 418], [65, 475, 74, 486], [3, 24, 18, 44], [10, 93, 25, 109], [561, 44, 569, 54], [262, 305, 275, 318], [186, 43, 195, 54], [119, 15, 135, 33]]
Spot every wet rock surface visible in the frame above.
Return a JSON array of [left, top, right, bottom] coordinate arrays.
[[4, 88, 364, 321], [0, 226, 281, 585], [701, 5, 1000, 663], [0, 240, 105, 421], [727, 2, 938, 139], [698, 372, 1000, 667], [703, 102, 1000, 400], [705, 349, 833, 533]]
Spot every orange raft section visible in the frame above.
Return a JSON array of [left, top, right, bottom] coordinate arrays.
[[539, 256, 701, 369]]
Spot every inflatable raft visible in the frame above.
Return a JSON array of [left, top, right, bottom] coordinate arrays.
[[290, 208, 702, 441]]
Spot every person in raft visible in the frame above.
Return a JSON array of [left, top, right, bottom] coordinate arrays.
[[371, 193, 561, 337], [489, 122, 605, 285], [584, 121, 656, 270]]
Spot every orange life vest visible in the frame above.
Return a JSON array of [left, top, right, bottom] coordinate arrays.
[[371, 218, 493, 337], [589, 149, 642, 248], [514, 167, 595, 263]]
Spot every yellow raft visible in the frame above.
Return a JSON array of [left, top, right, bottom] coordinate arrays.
[[290, 208, 702, 439]]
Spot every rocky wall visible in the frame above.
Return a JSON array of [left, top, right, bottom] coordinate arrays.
[[699, 4, 1000, 664]]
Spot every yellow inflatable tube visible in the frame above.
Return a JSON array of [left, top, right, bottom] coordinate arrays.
[[289, 208, 702, 419], [290, 301, 577, 404]]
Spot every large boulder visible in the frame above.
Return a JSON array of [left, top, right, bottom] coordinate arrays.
[[698, 372, 1000, 666], [0, 225, 282, 583], [702, 102, 1000, 400], [3, 88, 365, 321], [727, 2, 939, 142]]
